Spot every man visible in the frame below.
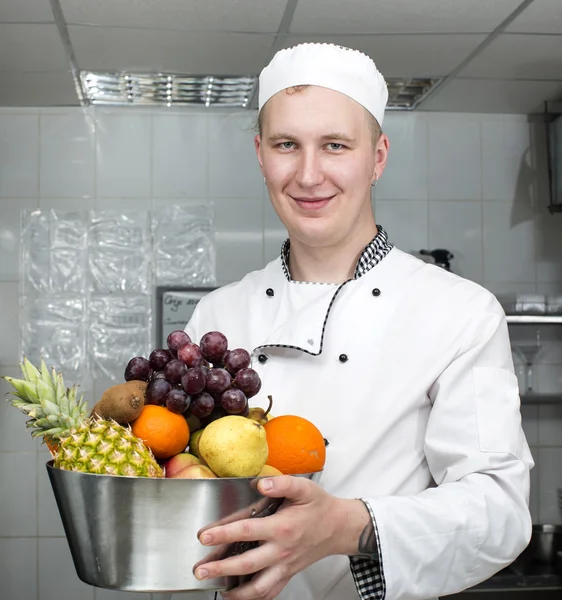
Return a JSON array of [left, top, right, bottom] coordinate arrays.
[[185, 43, 533, 600]]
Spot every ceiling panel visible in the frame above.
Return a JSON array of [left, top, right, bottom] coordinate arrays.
[[0, 71, 79, 106], [0, 0, 54, 23], [420, 78, 562, 114], [460, 34, 562, 80], [280, 35, 487, 78], [506, 0, 562, 34], [0, 24, 69, 72], [290, 0, 522, 34], [61, 0, 288, 33], [69, 26, 275, 74]]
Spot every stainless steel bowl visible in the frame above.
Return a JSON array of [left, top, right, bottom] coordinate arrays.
[[46, 461, 319, 593]]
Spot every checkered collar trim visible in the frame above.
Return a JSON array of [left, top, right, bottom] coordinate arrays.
[[280, 225, 393, 282]]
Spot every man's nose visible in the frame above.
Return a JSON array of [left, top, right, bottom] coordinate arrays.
[[294, 149, 324, 188]]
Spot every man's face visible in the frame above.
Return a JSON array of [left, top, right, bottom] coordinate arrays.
[[255, 85, 389, 249]]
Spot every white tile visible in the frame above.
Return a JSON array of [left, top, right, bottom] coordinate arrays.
[[0, 282, 20, 365], [0, 365, 38, 452], [37, 452, 65, 537], [38, 537, 94, 600], [0, 538, 38, 600], [213, 197, 264, 285], [95, 114, 151, 198], [529, 118, 550, 210], [0, 198, 39, 281], [93, 197, 152, 212], [0, 114, 39, 197], [208, 113, 263, 199], [541, 283, 562, 294], [263, 197, 287, 265], [0, 452, 37, 535], [428, 200, 482, 283], [38, 197, 94, 211], [482, 119, 532, 201], [483, 282, 537, 296], [536, 447, 562, 523], [482, 202, 536, 283], [521, 405, 539, 447], [538, 404, 562, 447], [152, 114, 208, 199], [536, 209, 562, 284], [534, 364, 562, 395], [428, 116, 481, 201], [536, 331, 562, 365], [375, 114, 428, 201], [40, 112, 96, 198], [374, 200, 428, 257]]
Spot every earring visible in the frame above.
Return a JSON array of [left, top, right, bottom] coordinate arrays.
[[371, 176, 378, 187]]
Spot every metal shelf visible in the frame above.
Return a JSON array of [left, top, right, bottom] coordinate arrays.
[[521, 394, 562, 405], [506, 315, 562, 324]]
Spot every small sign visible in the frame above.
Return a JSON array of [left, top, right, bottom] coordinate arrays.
[[156, 286, 217, 348]]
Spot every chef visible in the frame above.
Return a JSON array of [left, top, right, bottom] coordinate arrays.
[[185, 43, 534, 600]]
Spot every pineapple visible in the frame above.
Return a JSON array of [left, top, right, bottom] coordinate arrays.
[[3, 358, 162, 478]]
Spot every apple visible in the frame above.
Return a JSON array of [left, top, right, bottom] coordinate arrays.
[[171, 464, 217, 479], [164, 452, 201, 478]]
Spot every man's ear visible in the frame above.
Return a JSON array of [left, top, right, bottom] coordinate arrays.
[[255, 134, 265, 175], [372, 133, 390, 182]]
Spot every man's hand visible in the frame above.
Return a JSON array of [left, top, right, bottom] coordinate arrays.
[[192, 475, 370, 600]]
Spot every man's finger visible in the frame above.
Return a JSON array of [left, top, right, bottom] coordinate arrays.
[[194, 543, 277, 581], [199, 514, 273, 547], [257, 474, 319, 504]]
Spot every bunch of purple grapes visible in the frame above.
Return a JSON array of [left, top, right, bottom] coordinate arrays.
[[124, 330, 261, 420]]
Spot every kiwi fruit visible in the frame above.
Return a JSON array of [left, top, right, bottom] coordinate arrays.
[[91, 381, 146, 424]]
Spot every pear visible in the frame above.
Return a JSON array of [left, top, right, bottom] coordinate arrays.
[[199, 415, 268, 478], [248, 395, 274, 425]]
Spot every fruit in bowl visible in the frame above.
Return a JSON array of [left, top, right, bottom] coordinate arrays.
[[2, 359, 162, 477], [3, 329, 327, 481]]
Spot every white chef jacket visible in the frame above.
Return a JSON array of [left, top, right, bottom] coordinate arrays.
[[184, 243, 533, 600]]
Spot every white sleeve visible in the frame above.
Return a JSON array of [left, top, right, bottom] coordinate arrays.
[[362, 296, 534, 600]]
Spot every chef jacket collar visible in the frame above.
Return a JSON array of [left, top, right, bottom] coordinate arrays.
[[280, 224, 394, 282]]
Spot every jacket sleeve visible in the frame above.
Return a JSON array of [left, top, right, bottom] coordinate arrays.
[[352, 295, 534, 600]]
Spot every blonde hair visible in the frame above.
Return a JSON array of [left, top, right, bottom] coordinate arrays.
[[255, 85, 382, 147]]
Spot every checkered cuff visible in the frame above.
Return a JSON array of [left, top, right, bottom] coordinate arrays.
[[349, 499, 386, 600]]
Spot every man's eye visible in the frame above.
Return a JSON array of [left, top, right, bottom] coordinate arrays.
[[280, 141, 295, 149], [328, 143, 344, 150]]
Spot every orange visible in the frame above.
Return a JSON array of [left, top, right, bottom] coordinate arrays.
[[263, 415, 326, 475], [131, 405, 190, 460]]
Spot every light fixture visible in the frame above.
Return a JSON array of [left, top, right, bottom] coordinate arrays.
[[385, 77, 443, 110], [81, 72, 257, 107]]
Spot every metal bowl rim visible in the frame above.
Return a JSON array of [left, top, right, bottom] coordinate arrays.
[[45, 460, 322, 481]]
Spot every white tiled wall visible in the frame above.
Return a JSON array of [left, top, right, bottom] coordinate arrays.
[[1, 107, 562, 599]]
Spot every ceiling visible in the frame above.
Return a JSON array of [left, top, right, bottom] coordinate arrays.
[[0, 0, 561, 114]]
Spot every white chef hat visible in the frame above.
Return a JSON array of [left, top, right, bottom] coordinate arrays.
[[258, 42, 388, 126]]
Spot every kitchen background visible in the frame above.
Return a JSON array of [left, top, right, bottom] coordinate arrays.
[[1, 1, 562, 599]]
